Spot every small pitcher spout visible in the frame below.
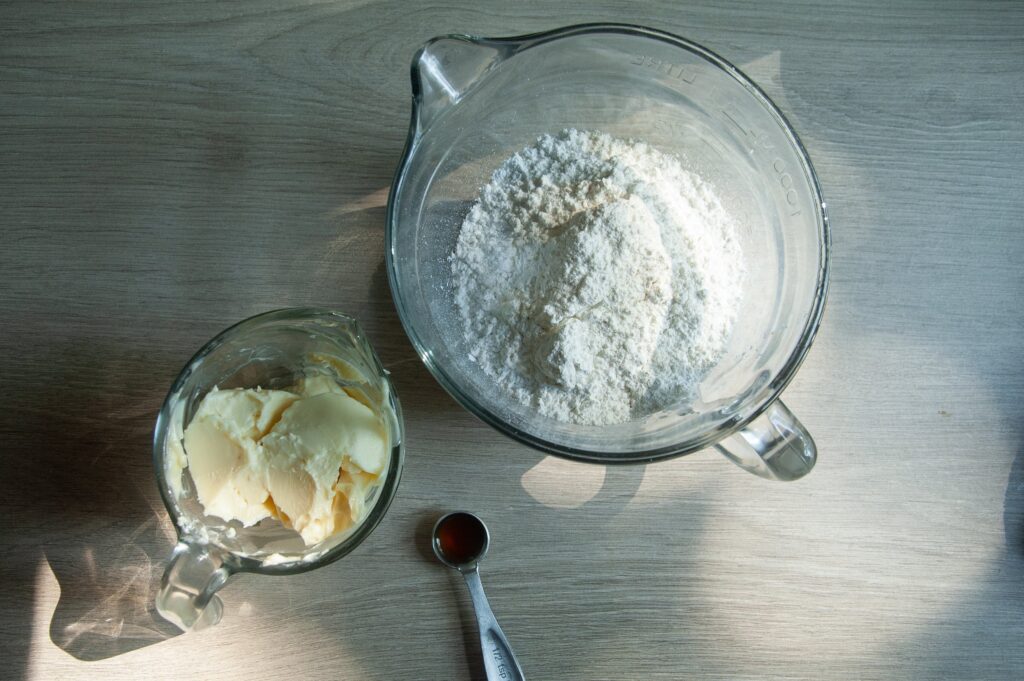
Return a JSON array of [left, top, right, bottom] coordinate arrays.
[[411, 36, 510, 133]]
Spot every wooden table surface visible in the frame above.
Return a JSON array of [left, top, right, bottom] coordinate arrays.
[[2, 1, 1023, 679]]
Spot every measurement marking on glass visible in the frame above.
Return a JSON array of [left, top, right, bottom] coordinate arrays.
[[722, 107, 802, 217], [629, 54, 697, 83]]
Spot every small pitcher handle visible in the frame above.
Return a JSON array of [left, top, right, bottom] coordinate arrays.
[[715, 399, 817, 481], [156, 540, 232, 631]]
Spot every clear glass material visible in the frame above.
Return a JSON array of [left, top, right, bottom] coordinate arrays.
[[386, 25, 829, 476], [152, 308, 405, 630]]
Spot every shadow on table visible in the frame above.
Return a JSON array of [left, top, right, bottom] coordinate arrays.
[[0, 341, 184, 674], [45, 519, 183, 662], [1006, 450, 1024, 557], [888, 448, 1024, 678]]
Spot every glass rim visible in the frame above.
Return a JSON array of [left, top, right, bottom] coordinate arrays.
[[152, 307, 406, 575], [385, 23, 831, 464]]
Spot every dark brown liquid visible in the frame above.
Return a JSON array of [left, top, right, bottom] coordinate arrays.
[[436, 512, 487, 566]]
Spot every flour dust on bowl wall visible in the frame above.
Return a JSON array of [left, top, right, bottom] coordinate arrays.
[[386, 24, 830, 477]]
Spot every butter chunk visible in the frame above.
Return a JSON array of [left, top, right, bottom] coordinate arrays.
[[178, 379, 389, 547]]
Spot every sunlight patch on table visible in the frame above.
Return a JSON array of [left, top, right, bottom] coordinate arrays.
[[521, 456, 606, 508]]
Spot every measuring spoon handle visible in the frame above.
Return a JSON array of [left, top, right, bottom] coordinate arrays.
[[462, 568, 526, 681]]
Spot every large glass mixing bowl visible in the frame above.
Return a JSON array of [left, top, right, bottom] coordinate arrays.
[[386, 24, 829, 480]]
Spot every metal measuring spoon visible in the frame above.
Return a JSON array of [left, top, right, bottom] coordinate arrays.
[[432, 511, 526, 681]]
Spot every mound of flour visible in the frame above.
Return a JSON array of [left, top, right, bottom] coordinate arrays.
[[451, 129, 744, 425]]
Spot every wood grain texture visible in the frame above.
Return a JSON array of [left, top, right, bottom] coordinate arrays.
[[2, 1, 1023, 679]]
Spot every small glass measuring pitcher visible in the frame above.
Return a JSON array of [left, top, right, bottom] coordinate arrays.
[[152, 309, 404, 630], [386, 24, 830, 480]]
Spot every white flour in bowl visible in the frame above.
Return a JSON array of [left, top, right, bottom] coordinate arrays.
[[450, 129, 744, 426]]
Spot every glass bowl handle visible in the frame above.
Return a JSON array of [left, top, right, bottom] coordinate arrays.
[[155, 540, 232, 631], [715, 399, 817, 481]]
